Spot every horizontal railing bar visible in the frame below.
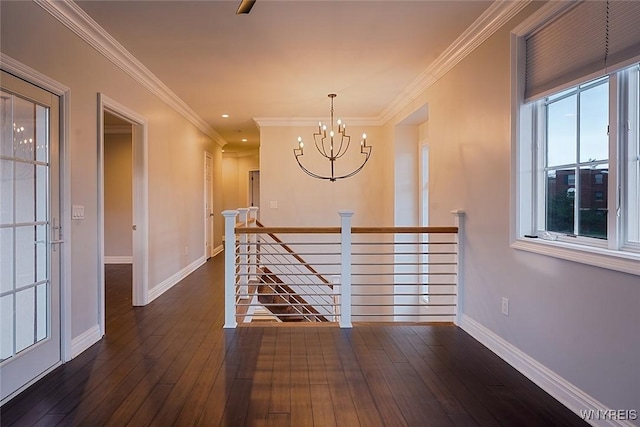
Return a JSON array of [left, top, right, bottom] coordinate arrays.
[[352, 252, 458, 255], [351, 283, 457, 287], [351, 262, 457, 266], [351, 313, 456, 317], [240, 262, 341, 267], [352, 242, 457, 246], [236, 303, 338, 307], [352, 303, 456, 307], [351, 293, 457, 297], [352, 226, 458, 234], [352, 272, 456, 276], [235, 226, 458, 235], [236, 293, 336, 298]]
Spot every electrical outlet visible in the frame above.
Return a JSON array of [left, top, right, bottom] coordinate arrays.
[[185, 246, 189, 256], [502, 297, 509, 316]]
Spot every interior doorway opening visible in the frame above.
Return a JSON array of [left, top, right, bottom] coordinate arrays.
[[249, 170, 260, 212], [103, 112, 133, 326], [98, 94, 149, 338]]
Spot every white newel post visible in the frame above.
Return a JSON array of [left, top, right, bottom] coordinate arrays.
[[223, 210, 239, 328], [237, 208, 249, 298], [248, 206, 259, 281], [338, 210, 354, 328], [450, 210, 465, 326]]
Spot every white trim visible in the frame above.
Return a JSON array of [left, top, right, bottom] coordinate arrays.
[[34, 0, 226, 147], [148, 256, 207, 303], [254, 117, 383, 127], [98, 93, 150, 335], [221, 149, 260, 159], [511, 239, 640, 277], [70, 325, 102, 359], [1, 53, 73, 363], [204, 151, 214, 260], [104, 256, 133, 264], [212, 244, 224, 258], [460, 315, 635, 427], [104, 125, 132, 135], [34, 0, 530, 139], [379, 0, 532, 125]]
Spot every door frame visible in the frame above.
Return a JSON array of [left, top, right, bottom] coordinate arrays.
[[204, 151, 214, 259], [98, 94, 148, 335], [248, 169, 260, 209], [0, 54, 72, 364]]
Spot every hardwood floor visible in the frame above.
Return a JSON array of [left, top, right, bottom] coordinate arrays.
[[1, 254, 587, 426]]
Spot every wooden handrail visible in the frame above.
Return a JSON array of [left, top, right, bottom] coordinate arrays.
[[352, 226, 458, 234], [236, 226, 458, 234], [236, 226, 340, 234]]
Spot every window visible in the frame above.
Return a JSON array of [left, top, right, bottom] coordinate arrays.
[[538, 77, 610, 240], [513, 1, 640, 275]]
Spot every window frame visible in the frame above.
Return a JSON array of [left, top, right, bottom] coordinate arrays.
[[510, 4, 640, 277]]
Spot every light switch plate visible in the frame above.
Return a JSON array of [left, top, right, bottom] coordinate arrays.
[[72, 205, 85, 220]]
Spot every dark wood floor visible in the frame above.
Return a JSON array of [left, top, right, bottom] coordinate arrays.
[[1, 254, 587, 426]]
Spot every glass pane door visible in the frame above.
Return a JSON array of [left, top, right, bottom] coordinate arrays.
[[0, 71, 60, 404]]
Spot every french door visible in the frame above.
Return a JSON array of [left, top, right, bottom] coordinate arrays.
[[0, 70, 61, 404]]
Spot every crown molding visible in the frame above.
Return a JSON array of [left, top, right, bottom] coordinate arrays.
[[253, 117, 383, 128], [36, 0, 531, 136], [378, 0, 532, 125], [222, 149, 260, 158], [34, 0, 227, 147]]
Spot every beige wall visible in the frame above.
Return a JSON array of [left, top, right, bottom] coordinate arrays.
[[383, 2, 640, 414], [104, 131, 132, 258], [260, 125, 385, 227], [1, 2, 224, 339]]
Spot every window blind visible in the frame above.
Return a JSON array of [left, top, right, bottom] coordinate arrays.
[[525, 0, 640, 101]]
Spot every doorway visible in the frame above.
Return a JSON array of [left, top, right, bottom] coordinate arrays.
[[205, 152, 214, 259], [1, 70, 61, 403], [98, 94, 148, 337], [249, 170, 260, 211]]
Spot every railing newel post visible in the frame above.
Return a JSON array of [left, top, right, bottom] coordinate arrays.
[[248, 207, 259, 281], [222, 210, 239, 328], [237, 208, 249, 298], [450, 210, 465, 326], [338, 211, 354, 328]]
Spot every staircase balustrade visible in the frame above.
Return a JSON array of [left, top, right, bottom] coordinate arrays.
[[222, 208, 464, 328]]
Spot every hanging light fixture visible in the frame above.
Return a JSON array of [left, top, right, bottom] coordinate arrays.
[[294, 94, 371, 182]]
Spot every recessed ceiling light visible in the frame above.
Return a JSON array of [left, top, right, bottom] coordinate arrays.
[[221, 114, 229, 118], [242, 138, 248, 142]]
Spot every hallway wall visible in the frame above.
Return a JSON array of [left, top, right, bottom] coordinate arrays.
[[1, 2, 224, 346], [384, 1, 640, 415]]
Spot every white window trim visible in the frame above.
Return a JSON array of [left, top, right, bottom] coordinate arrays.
[[510, 3, 640, 277]]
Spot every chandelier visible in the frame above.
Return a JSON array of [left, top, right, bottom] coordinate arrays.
[[294, 94, 372, 182]]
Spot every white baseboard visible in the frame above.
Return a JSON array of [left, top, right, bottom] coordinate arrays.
[[460, 315, 636, 427], [211, 244, 223, 257], [70, 324, 102, 358], [148, 256, 206, 303], [104, 256, 133, 264]]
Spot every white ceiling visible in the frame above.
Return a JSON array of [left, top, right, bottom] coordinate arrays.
[[75, 0, 494, 152]]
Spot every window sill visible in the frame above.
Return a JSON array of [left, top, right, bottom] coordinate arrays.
[[511, 237, 640, 277]]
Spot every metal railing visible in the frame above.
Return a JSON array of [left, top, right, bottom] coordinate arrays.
[[223, 208, 464, 328]]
